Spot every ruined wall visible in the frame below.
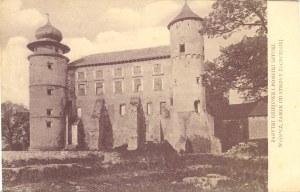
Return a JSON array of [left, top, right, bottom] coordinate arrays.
[[248, 116, 267, 140], [67, 58, 172, 150]]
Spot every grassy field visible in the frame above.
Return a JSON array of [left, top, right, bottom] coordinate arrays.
[[4, 168, 267, 192]]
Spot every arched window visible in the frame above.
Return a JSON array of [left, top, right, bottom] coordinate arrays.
[[179, 43, 185, 53], [194, 100, 200, 113]]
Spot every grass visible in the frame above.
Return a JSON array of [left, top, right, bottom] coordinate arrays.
[[3, 152, 267, 192]]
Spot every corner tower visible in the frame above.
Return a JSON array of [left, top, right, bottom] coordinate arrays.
[[27, 18, 70, 150], [168, 2, 216, 152]]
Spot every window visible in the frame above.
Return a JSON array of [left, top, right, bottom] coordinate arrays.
[[194, 100, 200, 113], [47, 89, 53, 95], [120, 104, 126, 116], [95, 82, 104, 95], [46, 121, 52, 128], [47, 62, 53, 69], [133, 78, 142, 92], [180, 44, 185, 53], [114, 67, 123, 77], [114, 80, 123, 94], [95, 69, 103, 79], [77, 107, 82, 118], [153, 77, 163, 91], [46, 109, 52, 116], [170, 97, 173, 106], [196, 77, 201, 84], [153, 64, 162, 74], [78, 84, 86, 96], [77, 71, 85, 80], [147, 103, 152, 115], [133, 66, 142, 76], [160, 102, 167, 115]]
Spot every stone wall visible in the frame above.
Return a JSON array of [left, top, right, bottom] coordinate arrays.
[[248, 116, 267, 140], [68, 58, 172, 150], [2, 151, 120, 165]]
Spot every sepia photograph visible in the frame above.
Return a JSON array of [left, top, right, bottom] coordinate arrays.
[[1, 0, 279, 191]]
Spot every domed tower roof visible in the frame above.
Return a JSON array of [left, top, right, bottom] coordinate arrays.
[[35, 19, 63, 42], [168, 2, 203, 29], [27, 16, 70, 54]]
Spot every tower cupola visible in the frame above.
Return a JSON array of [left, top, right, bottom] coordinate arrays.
[[167, 2, 203, 29], [27, 17, 70, 54], [35, 20, 63, 42]]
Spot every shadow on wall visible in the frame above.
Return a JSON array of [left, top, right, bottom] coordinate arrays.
[[137, 98, 146, 150], [77, 120, 87, 149], [184, 136, 211, 154], [98, 100, 113, 150]]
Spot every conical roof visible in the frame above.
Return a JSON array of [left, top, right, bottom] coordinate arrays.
[[168, 2, 203, 29], [35, 20, 63, 42]]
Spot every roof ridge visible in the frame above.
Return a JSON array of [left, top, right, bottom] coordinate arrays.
[[69, 45, 171, 66], [82, 45, 169, 58]]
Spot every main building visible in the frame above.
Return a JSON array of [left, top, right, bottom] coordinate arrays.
[[27, 2, 267, 152]]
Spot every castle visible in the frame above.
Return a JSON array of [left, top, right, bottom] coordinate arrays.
[[26, 2, 225, 152]]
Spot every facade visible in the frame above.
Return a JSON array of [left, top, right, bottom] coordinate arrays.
[[27, 2, 227, 152]]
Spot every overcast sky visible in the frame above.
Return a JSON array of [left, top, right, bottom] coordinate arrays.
[[1, 0, 248, 107]]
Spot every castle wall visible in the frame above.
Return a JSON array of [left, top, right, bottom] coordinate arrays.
[[68, 58, 173, 150]]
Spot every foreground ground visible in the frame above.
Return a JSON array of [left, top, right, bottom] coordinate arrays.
[[2, 142, 268, 192], [4, 160, 267, 192]]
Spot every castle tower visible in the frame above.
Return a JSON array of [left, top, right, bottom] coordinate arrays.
[[168, 2, 215, 152], [27, 18, 70, 150]]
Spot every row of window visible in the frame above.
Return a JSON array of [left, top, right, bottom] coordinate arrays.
[[77, 77, 163, 96], [45, 76, 201, 97], [77, 64, 162, 80], [45, 101, 201, 128], [76, 101, 165, 118]]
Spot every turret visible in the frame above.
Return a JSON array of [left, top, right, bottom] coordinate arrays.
[[168, 2, 214, 152], [169, 2, 205, 112], [27, 17, 70, 150]]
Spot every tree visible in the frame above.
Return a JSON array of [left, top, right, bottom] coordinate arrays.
[[1, 101, 30, 150], [203, 35, 267, 102], [201, 0, 267, 102], [202, 0, 267, 39]]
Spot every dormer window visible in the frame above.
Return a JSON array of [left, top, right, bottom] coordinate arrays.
[[180, 44, 185, 53]]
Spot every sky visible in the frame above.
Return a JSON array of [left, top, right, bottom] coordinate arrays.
[[0, 0, 248, 107]]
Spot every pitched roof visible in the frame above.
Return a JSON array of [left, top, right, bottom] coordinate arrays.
[[222, 101, 268, 119], [68, 46, 170, 67], [167, 2, 203, 29], [222, 102, 257, 119], [248, 101, 268, 117]]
